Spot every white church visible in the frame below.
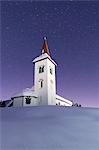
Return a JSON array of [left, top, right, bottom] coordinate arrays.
[[9, 37, 73, 107]]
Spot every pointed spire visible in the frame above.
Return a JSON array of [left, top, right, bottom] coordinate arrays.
[[42, 37, 50, 56]]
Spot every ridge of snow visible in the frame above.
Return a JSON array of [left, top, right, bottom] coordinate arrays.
[[0, 106, 99, 150], [12, 86, 38, 98]]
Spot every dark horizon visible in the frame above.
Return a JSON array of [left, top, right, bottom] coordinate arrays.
[[1, 1, 99, 107]]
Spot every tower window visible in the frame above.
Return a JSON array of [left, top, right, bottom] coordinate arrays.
[[39, 79, 43, 88], [39, 67, 42, 73], [41, 80, 43, 88], [39, 66, 44, 73], [42, 66, 44, 72], [25, 96, 31, 104], [50, 68, 53, 74]]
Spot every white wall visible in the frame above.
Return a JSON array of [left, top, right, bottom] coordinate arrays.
[[56, 94, 73, 106], [34, 59, 48, 105], [13, 97, 23, 107], [56, 99, 71, 106], [47, 59, 56, 105], [34, 57, 56, 105], [13, 96, 39, 107], [23, 97, 38, 106]]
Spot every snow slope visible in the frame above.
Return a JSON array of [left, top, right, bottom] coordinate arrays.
[[0, 106, 99, 150]]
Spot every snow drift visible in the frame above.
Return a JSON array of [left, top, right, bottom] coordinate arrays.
[[0, 106, 99, 150]]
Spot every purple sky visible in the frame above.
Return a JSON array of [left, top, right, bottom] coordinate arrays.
[[1, 1, 99, 107]]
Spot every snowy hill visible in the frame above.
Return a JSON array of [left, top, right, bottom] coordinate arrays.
[[0, 106, 99, 150]]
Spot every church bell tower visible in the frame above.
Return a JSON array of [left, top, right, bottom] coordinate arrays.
[[33, 37, 57, 105]]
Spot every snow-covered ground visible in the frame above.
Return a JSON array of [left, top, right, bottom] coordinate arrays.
[[0, 106, 99, 150]]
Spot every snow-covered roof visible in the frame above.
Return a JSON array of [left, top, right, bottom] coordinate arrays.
[[33, 53, 57, 66], [56, 94, 73, 105], [12, 87, 38, 98]]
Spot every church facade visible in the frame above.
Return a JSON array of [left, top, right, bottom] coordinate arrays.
[[11, 37, 73, 107]]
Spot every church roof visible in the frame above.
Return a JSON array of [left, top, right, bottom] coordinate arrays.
[[33, 53, 57, 66], [33, 37, 57, 66], [12, 87, 38, 98], [56, 94, 73, 105], [42, 37, 50, 56]]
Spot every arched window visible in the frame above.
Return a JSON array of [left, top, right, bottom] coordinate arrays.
[[50, 68, 53, 74], [39, 67, 42, 73], [25, 96, 31, 104], [41, 80, 43, 88], [39, 66, 44, 73], [39, 79, 43, 88], [42, 66, 44, 72]]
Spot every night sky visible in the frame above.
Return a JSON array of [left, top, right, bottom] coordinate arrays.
[[1, 0, 99, 107]]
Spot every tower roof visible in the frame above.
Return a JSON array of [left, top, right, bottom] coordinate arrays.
[[42, 37, 50, 56]]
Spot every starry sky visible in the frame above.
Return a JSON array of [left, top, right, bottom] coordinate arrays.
[[1, 0, 99, 107]]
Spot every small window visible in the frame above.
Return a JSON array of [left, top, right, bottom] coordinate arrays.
[[41, 80, 43, 88], [39, 67, 42, 73], [25, 97, 31, 104], [39, 66, 44, 73], [50, 68, 53, 74], [39, 79, 43, 89], [42, 66, 44, 72]]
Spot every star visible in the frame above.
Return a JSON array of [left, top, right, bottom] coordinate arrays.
[[22, 18, 25, 22], [20, 29, 24, 33], [1, 0, 99, 107], [5, 26, 10, 30]]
